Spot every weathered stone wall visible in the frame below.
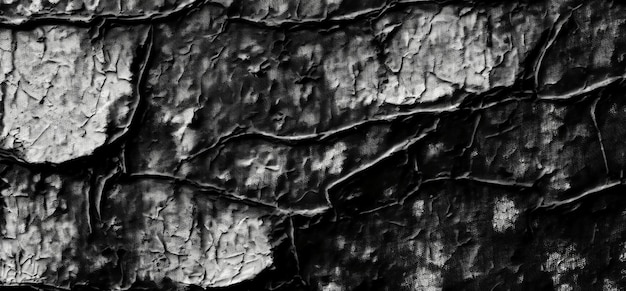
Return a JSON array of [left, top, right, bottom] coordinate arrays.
[[0, 0, 624, 290]]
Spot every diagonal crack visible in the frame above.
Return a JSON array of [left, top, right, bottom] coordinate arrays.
[[590, 97, 610, 175], [324, 118, 440, 208], [532, 3, 582, 91]]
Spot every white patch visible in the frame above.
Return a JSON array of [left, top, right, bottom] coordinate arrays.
[[619, 243, 626, 262], [172, 107, 197, 153], [358, 130, 383, 156], [413, 200, 425, 217], [403, 235, 450, 291], [383, 187, 394, 198], [28, 0, 43, 12], [603, 279, 619, 291], [542, 244, 587, 289], [312, 142, 347, 175], [82, 0, 101, 11], [322, 282, 344, 291], [335, 236, 346, 249], [492, 196, 519, 233], [406, 266, 442, 291], [549, 170, 571, 192], [425, 142, 445, 161], [361, 246, 376, 261], [242, 147, 286, 189]]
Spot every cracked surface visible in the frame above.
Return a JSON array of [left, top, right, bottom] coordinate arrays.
[[0, 25, 148, 164], [0, 0, 625, 290]]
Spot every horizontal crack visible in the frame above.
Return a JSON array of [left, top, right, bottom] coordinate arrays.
[[0, 0, 497, 31], [0, 0, 225, 28], [183, 95, 529, 164], [534, 180, 622, 210], [538, 74, 626, 101], [358, 172, 536, 215], [227, 0, 435, 30], [183, 104, 460, 163], [124, 172, 329, 217]]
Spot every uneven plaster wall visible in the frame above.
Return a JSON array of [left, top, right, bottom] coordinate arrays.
[[0, 0, 624, 290]]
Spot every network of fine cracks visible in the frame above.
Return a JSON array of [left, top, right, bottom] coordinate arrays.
[[0, 0, 624, 289]]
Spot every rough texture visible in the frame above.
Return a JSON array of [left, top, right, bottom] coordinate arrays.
[[0, 25, 148, 164], [0, 0, 625, 290]]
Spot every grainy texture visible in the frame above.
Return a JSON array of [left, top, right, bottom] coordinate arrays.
[[0, 0, 624, 290]]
